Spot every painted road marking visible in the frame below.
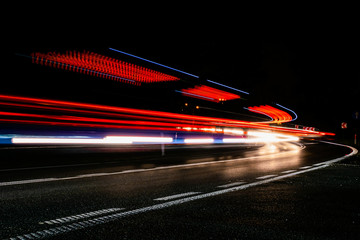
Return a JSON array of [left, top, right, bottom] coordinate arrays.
[[256, 174, 277, 180], [39, 208, 124, 225], [281, 169, 296, 174], [7, 143, 358, 240], [0, 144, 305, 187], [313, 162, 327, 166], [0, 161, 120, 172], [9, 158, 354, 239], [5, 142, 357, 239], [0, 178, 59, 186], [154, 192, 201, 201], [217, 181, 246, 188], [299, 166, 312, 169]]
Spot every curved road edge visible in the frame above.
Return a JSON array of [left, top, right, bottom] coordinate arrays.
[[319, 141, 358, 163]]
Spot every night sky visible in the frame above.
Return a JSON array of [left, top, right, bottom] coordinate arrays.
[[6, 12, 360, 134]]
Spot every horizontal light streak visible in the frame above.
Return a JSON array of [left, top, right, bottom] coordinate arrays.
[[175, 90, 217, 101], [223, 128, 244, 135], [12, 136, 173, 145], [104, 136, 173, 143], [222, 138, 249, 143], [0, 94, 335, 137], [12, 138, 116, 144], [184, 138, 214, 144], [0, 95, 257, 126], [11, 132, 299, 145], [179, 85, 240, 103], [248, 131, 299, 142]]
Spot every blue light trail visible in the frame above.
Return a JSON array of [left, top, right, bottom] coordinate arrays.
[[109, 48, 199, 78], [206, 80, 250, 95], [275, 103, 298, 121]]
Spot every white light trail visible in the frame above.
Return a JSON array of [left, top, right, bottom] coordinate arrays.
[[12, 136, 173, 145], [222, 138, 249, 143], [223, 131, 299, 144], [223, 128, 244, 135], [12, 138, 112, 144], [11, 131, 298, 146], [104, 136, 173, 144], [247, 131, 299, 143], [184, 138, 214, 144]]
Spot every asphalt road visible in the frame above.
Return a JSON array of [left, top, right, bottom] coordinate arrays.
[[0, 141, 358, 239]]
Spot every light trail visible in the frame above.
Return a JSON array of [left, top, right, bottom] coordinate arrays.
[[0, 94, 335, 144], [175, 90, 217, 101], [109, 48, 199, 78], [12, 136, 173, 145], [31, 50, 179, 85], [20, 49, 331, 140], [178, 85, 240, 102], [206, 79, 250, 95], [184, 138, 215, 144], [0, 95, 260, 126], [275, 103, 298, 121], [243, 107, 274, 122], [10, 131, 298, 145], [246, 105, 292, 123]]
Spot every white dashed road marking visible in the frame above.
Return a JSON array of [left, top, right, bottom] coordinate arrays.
[[281, 169, 296, 174], [39, 208, 124, 225], [217, 181, 246, 188], [154, 192, 201, 201], [256, 174, 278, 180], [299, 166, 312, 169]]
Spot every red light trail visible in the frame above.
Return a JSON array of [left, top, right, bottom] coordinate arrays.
[[180, 85, 240, 102], [247, 105, 293, 123], [0, 94, 334, 137], [31, 51, 180, 85]]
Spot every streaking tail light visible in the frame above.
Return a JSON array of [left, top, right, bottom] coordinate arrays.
[[247, 105, 293, 123], [31, 51, 179, 85], [179, 85, 240, 102]]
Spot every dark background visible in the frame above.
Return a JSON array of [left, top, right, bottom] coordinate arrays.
[[5, 9, 360, 135]]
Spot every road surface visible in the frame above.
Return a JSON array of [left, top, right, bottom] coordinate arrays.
[[1, 141, 358, 239]]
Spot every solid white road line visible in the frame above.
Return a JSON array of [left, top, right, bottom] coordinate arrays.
[[154, 192, 201, 201], [281, 169, 296, 174], [256, 174, 277, 180], [217, 181, 246, 188], [313, 162, 327, 166], [299, 166, 312, 169], [0, 178, 59, 186]]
